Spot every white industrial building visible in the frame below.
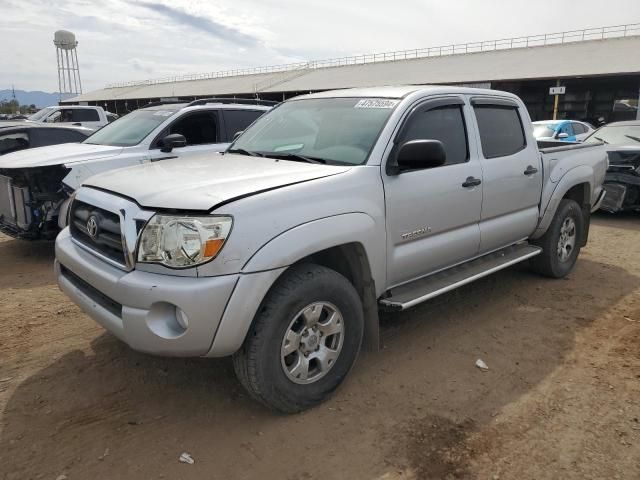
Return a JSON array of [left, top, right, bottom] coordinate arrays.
[[63, 23, 640, 123]]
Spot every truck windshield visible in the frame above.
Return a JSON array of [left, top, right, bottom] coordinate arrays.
[[584, 125, 640, 145], [83, 109, 177, 147], [28, 107, 56, 122], [231, 97, 398, 165]]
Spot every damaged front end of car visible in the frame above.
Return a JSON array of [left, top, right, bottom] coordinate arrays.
[[0, 165, 71, 239], [600, 150, 640, 213]]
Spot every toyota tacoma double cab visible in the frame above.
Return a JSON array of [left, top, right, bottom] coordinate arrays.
[[0, 98, 273, 239], [55, 86, 608, 412]]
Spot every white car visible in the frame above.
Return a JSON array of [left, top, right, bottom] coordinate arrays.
[[0, 98, 273, 239], [25, 105, 116, 130], [532, 120, 594, 142]]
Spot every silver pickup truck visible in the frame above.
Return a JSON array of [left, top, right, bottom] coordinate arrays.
[[55, 86, 608, 413]]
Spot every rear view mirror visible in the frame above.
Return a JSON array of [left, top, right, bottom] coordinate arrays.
[[160, 133, 187, 153], [556, 133, 569, 140], [233, 131, 243, 141], [393, 139, 446, 173]]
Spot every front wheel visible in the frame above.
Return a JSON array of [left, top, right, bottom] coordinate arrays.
[[530, 199, 584, 278], [233, 263, 364, 413]]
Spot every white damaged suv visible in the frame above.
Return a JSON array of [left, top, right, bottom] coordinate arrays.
[[0, 99, 273, 239]]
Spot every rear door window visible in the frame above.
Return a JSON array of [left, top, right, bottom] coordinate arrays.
[[31, 128, 89, 147], [71, 109, 100, 122], [572, 123, 586, 134], [473, 105, 526, 158], [0, 131, 30, 154], [222, 109, 265, 141]]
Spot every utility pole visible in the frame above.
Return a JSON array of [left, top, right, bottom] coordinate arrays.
[[552, 80, 560, 121], [11, 85, 17, 114], [550, 80, 566, 121]]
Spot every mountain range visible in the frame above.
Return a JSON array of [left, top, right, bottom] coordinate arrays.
[[0, 89, 71, 108]]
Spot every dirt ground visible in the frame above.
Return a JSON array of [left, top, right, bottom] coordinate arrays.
[[1, 214, 639, 480]]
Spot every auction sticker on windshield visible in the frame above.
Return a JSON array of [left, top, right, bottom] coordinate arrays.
[[354, 99, 399, 109]]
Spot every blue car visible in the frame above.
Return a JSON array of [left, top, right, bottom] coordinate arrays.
[[532, 120, 595, 142]]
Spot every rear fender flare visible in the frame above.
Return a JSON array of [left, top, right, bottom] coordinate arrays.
[[532, 165, 593, 239]]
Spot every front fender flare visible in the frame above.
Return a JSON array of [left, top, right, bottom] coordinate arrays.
[[242, 212, 385, 289], [206, 213, 385, 357]]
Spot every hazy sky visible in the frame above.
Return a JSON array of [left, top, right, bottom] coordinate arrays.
[[2, 0, 640, 93]]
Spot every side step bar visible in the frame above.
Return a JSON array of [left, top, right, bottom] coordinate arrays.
[[380, 243, 542, 311]]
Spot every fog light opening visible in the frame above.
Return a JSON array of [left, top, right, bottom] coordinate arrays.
[[176, 307, 190, 330], [146, 302, 189, 339]]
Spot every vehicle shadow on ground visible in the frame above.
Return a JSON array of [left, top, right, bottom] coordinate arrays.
[[592, 210, 640, 232], [1, 258, 638, 479], [0, 237, 55, 290]]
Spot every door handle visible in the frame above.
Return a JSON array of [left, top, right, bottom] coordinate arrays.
[[462, 176, 482, 188], [524, 165, 539, 176]]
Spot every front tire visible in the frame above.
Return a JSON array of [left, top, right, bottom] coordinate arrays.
[[233, 263, 364, 413], [530, 199, 584, 278]]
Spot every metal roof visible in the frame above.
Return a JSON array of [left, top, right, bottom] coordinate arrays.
[[64, 32, 640, 104], [267, 36, 640, 92], [66, 71, 287, 103]]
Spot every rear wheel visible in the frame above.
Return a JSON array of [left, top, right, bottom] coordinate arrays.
[[233, 263, 364, 413], [530, 199, 584, 278]]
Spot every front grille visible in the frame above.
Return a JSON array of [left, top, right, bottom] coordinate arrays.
[[60, 264, 123, 318], [69, 199, 127, 266]]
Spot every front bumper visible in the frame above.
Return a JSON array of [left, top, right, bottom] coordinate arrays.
[[56, 228, 239, 357], [600, 173, 640, 213], [591, 187, 607, 213]]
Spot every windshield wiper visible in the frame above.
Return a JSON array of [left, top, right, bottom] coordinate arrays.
[[624, 134, 640, 144], [226, 148, 263, 157], [262, 152, 327, 164], [593, 136, 609, 144]]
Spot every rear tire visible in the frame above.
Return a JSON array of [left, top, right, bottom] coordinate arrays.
[[233, 263, 364, 413], [530, 199, 584, 278]]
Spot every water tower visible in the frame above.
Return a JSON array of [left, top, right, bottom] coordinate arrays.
[[53, 30, 82, 100]]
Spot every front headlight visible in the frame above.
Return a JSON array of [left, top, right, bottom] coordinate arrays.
[[137, 215, 232, 268]]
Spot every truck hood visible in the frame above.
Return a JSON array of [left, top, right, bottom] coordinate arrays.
[[0, 143, 123, 169], [83, 153, 352, 210]]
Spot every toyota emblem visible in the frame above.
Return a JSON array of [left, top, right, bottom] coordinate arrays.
[[86, 216, 99, 240]]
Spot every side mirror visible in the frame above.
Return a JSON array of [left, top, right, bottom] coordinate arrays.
[[556, 132, 569, 140], [233, 131, 243, 141], [393, 139, 446, 173], [160, 133, 187, 153]]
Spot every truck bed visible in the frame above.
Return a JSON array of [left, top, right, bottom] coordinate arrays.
[[537, 139, 588, 152]]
